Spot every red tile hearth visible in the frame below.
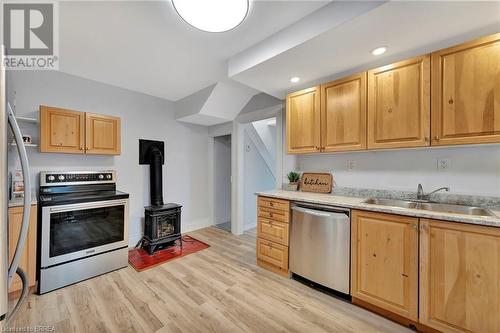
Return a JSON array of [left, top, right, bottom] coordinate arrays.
[[128, 235, 210, 271]]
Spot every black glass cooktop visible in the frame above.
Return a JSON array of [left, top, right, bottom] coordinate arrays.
[[38, 187, 129, 206]]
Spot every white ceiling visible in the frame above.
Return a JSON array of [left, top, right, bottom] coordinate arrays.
[[58, 0, 329, 101], [230, 1, 500, 98]]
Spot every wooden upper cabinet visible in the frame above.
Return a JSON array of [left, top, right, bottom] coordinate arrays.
[[40, 106, 121, 155], [367, 55, 431, 149], [351, 210, 418, 321], [85, 113, 121, 155], [40, 106, 85, 154], [420, 219, 500, 333], [286, 87, 321, 154], [431, 33, 500, 146], [321, 73, 367, 152]]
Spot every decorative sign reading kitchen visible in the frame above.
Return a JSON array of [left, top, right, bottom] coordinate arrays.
[[300, 173, 333, 193]]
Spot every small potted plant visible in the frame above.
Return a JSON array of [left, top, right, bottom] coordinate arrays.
[[287, 171, 300, 191]]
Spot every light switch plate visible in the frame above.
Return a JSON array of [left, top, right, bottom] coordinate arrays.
[[347, 160, 356, 172], [438, 158, 451, 172]]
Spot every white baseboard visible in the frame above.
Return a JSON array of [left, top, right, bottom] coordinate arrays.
[[182, 217, 213, 233], [243, 223, 256, 232], [128, 233, 143, 247]]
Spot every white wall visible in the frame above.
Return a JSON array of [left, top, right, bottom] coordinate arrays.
[[214, 135, 231, 225], [243, 130, 275, 230], [283, 137, 500, 197], [252, 118, 277, 158], [7, 70, 211, 245]]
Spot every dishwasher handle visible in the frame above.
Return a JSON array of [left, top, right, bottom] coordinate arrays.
[[292, 205, 349, 219]]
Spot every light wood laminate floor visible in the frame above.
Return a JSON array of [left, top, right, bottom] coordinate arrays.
[[8, 227, 410, 333]]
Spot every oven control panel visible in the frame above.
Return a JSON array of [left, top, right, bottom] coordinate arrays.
[[41, 171, 116, 186]]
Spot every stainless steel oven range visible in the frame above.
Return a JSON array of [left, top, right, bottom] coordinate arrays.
[[37, 171, 129, 294]]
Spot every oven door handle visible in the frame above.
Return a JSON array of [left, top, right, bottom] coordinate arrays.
[[48, 199, 128, 213]]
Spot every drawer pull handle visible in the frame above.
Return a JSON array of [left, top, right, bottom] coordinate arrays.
[[269, 202, 274, 207], [269, 212, 273, 217]]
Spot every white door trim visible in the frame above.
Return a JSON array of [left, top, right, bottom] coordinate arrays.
[[208, 125, 232, 230], [232, 104, 284, 235]]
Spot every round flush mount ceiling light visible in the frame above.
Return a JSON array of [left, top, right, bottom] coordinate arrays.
[[172, 0, 249, 33], [371, 46, 387, 56], [290, 77, 300, 83]]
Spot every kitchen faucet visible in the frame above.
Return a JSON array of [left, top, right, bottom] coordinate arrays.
[[417, 184, 450, 201]]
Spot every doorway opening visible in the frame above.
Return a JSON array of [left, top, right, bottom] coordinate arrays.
[[242, 117, 277, 232], [213, 134, 232, 232]]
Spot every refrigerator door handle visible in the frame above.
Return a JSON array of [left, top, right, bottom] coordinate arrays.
[[7, 103, 31, 287]]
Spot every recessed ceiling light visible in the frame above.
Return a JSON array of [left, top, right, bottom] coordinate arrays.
[[290, 77, 300, 83], [371, 47, 387, 56], [172, 0, 249, 33]]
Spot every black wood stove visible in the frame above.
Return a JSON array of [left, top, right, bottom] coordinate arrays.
[[138, 140, 182, 254]]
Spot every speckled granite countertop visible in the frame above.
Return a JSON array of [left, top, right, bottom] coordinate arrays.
[[256, 190, 500, 228]]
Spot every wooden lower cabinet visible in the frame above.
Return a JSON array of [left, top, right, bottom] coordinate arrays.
[[419, 219, 500, 333], [257, 218, 289, 246], [256, 238, 289, 275], [351, 210, 419, 321], [8, 205, 37, 293], [256, 196, 290, 276]]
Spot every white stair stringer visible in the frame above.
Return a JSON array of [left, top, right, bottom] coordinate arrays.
[[244, 123, 276, 179]]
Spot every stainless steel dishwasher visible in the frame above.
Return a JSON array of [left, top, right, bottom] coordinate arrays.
[[290, 203, 350, 294]]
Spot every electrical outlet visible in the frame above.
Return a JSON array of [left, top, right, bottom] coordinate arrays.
[[347, 160, 356, 172], [437, 158, 451, 172]]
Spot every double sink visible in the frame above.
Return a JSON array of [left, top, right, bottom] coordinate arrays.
[[362, 198, 496, 217]]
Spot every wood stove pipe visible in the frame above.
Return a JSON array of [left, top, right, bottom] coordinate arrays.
[[149, 146, 164, 206]]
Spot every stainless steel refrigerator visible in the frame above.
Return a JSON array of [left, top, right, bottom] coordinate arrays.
[[1, 45, 32, 323]]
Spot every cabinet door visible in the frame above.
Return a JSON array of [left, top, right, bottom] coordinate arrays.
[[85, 113, 121, 155], [257, 218, 289, 246], [8, 205, 37, 292], [351, 210, 418, 320], [40, 106, 85, 154], [420, 219, 500, 333], [256, 238, 288, 271], [286, 87, 321, 154], [431, 33, 500, 146], [321, 72, 367, 152], [367, 55, 430, 149]]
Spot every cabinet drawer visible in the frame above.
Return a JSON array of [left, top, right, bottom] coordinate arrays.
[[257, 218, 289, 246], [258, 196, 290, 212], [256, 238, 288, 270], [258, 206, 290, 223]]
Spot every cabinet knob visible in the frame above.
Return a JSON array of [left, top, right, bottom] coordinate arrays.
[[433, 136, 440, 141], [448, 98, 454, 105], [411, 224, 418, 230], [315, 146, 320, 151], [387, 108, 393, 114], [269, 212, 273, 218], [269, 202, 274, 207], [79, 147, 84, 150], [424, 137, 429, 142]]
